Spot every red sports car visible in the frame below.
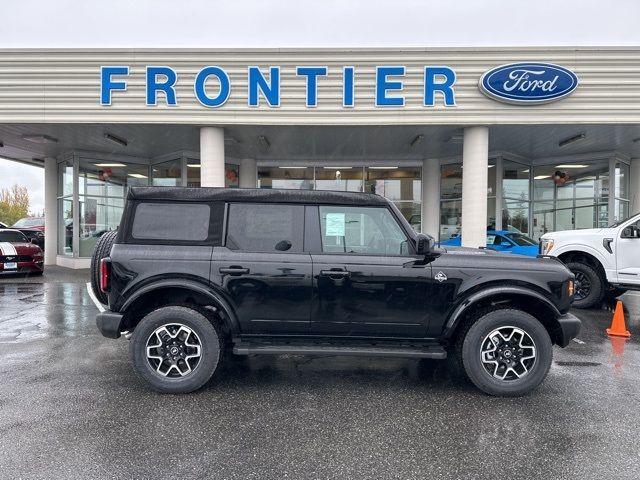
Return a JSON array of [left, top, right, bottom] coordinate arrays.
[[0, 229, 44, 275]]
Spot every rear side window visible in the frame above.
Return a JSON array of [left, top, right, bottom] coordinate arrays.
[[131, 203, 210, 241], [226, 203, 304, 252]]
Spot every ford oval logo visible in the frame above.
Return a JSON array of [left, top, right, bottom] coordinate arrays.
[[479, 63, 578, 104]]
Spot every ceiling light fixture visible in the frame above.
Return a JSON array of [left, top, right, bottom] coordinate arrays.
[[22, 134, 58, 144], [410, 135, 424, 148], [446, 134, 464, 143], [187, 164, 201, 168], [128, 173, 148, 179], [278, 166, 308, 169], [554, 164, 589, 168], [258, 135, 271, 148], [534, 175, 550, 180], [104, 132, 128, 147], [558, 132, 585, 147], [369, 166, 399, 170], [94, 163, 126, 167], [323, 166, 352, 170]]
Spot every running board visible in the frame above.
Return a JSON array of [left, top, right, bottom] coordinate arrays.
[[233, 343, 447, 359]]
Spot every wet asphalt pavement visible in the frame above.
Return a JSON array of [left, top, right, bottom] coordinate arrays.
[[1, 273, 640, 479]]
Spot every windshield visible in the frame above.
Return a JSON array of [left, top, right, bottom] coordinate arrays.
[[608, 213, 640, 228], [12, 218, 44, 228], [0, 230, 28, 242], [506, 233, 538, 246]]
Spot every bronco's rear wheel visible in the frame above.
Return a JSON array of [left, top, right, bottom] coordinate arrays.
[[130, 306, 222, 393], [566, 262, 605, 309], [459, 308, 552, 396]]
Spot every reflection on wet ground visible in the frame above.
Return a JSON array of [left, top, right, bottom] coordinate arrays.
[[1, 281, 640, 479]]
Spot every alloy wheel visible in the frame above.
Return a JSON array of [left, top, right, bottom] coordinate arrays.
[[480, 326, 536, 381], [146, 323, 202, 377]]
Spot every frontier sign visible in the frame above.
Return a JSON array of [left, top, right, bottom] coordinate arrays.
[[99, 62, 578, 109]]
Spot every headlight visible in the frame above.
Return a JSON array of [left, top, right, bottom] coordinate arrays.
[[540, 239, 555, 255]]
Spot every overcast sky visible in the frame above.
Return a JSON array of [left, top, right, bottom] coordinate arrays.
[[1, 0, 639, 215], [1, 0, 640, 48]]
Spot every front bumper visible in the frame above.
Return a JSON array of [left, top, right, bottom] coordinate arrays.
[[0, 261, 44, 274], [554, 312, 582, 347]]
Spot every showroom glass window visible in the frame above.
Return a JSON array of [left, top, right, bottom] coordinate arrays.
[[531, 161, 612, 240], [226, 203, 304, 252], [184, 159, 240, 188], [258, 167, 314, 190], [502, 160, 530, 234], [439, 160, 495, 241], [57, 159, 74, 256], [365, 166, 421, 229], [319, 206, 409, 255], [77, 158, 149, 257], [614, 162, 630, 223]]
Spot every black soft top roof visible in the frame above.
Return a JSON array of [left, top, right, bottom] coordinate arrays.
[[127, 187, 390, 206]]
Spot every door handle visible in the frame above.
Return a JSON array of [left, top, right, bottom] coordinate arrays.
[[320, 269, 350, 278], [219, 266, 250, 275]]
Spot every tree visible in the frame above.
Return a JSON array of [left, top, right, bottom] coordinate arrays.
[[0, 184, 30, 226]]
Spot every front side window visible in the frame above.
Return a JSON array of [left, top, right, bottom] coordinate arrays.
[[226, 203, 304, 252], [319, 206, 409, 255]]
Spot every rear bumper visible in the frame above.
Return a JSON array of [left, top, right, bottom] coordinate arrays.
[[554, 312, 582, 347], [96, 311, 124, 339]]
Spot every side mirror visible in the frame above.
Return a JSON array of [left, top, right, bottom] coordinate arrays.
[[415, 233, 435, 255], [29, 237, 37, 244], [622, 225, 640, 238]]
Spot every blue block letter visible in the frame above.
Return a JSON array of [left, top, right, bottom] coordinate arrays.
[[375, 66, 405, 107], [101, 66, 129, 105], [194, 66, 231, 107], [248, 67, 280, 107], [424, 67, 456, 106], [343, 67, 354, 107], [146, 66, 178, 106], [296, 66, 328, 107]]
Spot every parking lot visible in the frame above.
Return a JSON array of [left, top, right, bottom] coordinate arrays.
[[1, 271, 639, 479]]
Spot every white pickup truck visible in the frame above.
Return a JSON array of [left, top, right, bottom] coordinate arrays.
[[540, 213, 640, 308]]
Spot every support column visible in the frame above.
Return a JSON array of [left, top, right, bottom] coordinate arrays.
[[44, 157, 58, 266], [421, 158, 441, 238], [239, 158, 257, 188], [630, 158, 640, 215], [200, 127, 225, 187], [461, 126, 489, 248]]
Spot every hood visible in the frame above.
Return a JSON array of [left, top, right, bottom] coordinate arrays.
[[540, 228, 612, 241], [0, 242, 42, 256]]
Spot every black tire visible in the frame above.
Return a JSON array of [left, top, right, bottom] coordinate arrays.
[[90, 230, 117, 305], [130, 306, 222, 393], [566, 262, 605, 309], [458, 308, 553, 397]]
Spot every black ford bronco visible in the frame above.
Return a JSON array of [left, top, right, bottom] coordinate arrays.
[[91, 187, 580, 396]]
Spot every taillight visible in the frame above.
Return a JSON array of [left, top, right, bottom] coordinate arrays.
[[99, 258, 110, 292]]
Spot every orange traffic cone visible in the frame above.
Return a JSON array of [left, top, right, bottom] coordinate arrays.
[[606, 300, 631, 338]]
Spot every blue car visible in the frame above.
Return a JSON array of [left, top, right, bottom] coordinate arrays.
[[440, 230, 539, 257]]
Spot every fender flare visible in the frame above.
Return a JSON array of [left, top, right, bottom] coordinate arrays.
[[552, 244, 609, 269], [442, 285, 561, 338], [120, 278, 240, 334]]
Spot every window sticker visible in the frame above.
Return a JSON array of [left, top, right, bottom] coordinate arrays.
[[325, 213, 346, 236]]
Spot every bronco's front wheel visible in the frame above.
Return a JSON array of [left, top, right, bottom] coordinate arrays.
[[130, 306, 222, 393], [459, 308, 553, 396]]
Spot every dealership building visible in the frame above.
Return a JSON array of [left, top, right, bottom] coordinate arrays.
[[0, 47, 639, 268]]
